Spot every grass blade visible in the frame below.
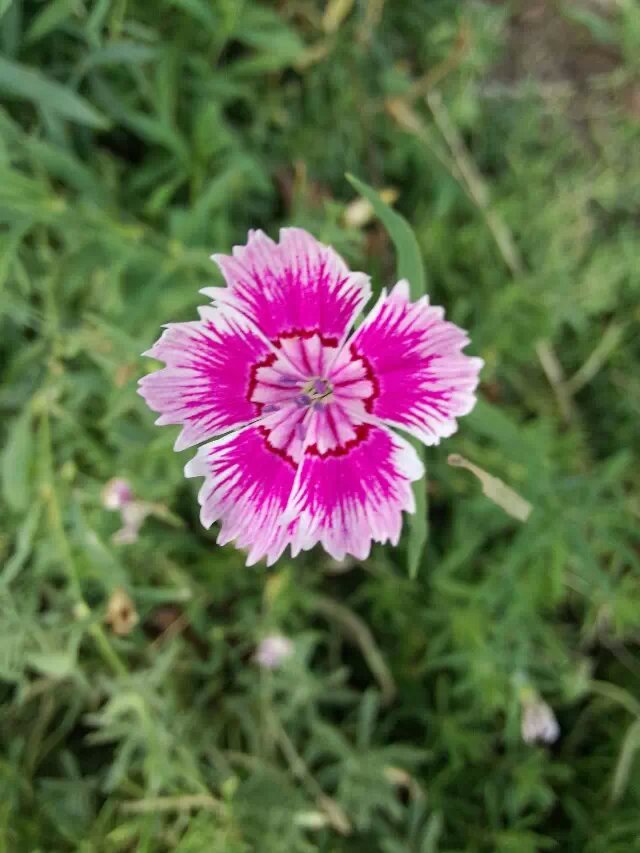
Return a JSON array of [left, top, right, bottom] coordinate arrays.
[[346, 173, 425, 296], [2, 405, 33, 513], [0, 56, 109, 128]]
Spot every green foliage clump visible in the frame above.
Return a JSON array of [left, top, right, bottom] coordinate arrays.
[[1, 0, 640, 850]]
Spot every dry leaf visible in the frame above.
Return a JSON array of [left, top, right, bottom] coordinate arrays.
[[448, 453, 532, 522], [344, 189, 398, 228], [105, 587, 139, 636]]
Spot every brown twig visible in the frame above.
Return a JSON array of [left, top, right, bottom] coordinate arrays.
[[407, 23, 471, 98]]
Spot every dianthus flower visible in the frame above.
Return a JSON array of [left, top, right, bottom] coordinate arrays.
[[139, 229, 482, 564]]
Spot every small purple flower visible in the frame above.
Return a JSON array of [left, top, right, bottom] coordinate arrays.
[[139, 228, 483, 564], [112, 502, 151, 545], [254, 634, 294, 669], [102, 478, 150, 544], [102, 478, 133, 511]]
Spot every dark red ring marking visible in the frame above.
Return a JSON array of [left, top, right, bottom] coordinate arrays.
[[247, 351, 276, 415], [248, 330, 380, 465], [347, 343, 379, 414], [257, 424, 298, 469], [306, 423, 371, 458], [273, 328, 339, 348]]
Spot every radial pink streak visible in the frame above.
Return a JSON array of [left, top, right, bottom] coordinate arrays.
[[349, 280, 484, 445], [286, 422, 424, 561], [184, 424, 297, 566], [138, 304, 269, 451], [205, 228, 371, 341]]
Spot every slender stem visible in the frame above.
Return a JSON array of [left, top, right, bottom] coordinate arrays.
[[590, 680, 640, 718], [425, 90, 524, 278], [565, 322, 624, 395], [120, 794, 223, 815], [40, 410, 128, 678], [270, 715, 351, 835], [535, 339, 576, 423], [87, 622, 128, 678], [310, 594, 396, 703]]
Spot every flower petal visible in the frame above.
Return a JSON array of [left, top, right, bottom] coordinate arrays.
[[286, 421, 423, 561], [184, 424, 297, 566], [139, 304, 270, 451], [205, 228, 370, 342], [349, 281, 483, 445]]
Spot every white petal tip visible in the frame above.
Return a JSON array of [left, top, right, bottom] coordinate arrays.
[[184, 455, 207, 477], [174, 433, 193, 452], [199, 286, 226, 301], [392, 279, 411, 299]]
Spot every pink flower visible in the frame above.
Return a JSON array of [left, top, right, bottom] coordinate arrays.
[[101, 477, 150, 544], [102, 477, 134, 511], [139, 228, 482, 565], [254, 634, 294, 669]]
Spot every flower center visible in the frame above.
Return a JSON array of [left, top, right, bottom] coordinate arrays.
[[295, 377, 333, 410], [247, 331, 378, 465]]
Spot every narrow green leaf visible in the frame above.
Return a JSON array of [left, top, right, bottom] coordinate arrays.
[[26, 0, 76, 43], [563, 6, 616, 45], [24, 137, 106, 200], [164, 0, 219, 34], [74, 40, 157, 80], [346, 173, 426, 297], [27, 649, 77, 678], [2, 502, 42, 585], [2, 405, 33, 512], [0, 56, 109, 128], [407, 472, 427, 578], [91, 76, 185, 159], [346, 173, 428, 577], [611, 719, 640, 803], [0, 221, 30, 297], [423, 810, 444, 853]]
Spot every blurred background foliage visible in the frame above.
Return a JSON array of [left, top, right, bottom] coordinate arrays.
[[1, 0, 640, 850]]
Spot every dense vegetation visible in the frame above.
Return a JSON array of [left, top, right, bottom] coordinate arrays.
[[2, 0, 640, 850]]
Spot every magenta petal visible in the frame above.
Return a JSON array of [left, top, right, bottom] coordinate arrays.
[[139, 304, 269, 451], [184, 425, 297, 566], [349, 281, 483, 445], [208, 228, 371, 341], [287, 422, 423, 561]]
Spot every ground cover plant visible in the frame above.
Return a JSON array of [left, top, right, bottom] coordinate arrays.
[[1, 0, 640, 850]]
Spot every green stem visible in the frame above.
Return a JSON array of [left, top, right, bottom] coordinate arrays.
[[40, 410, 127, 678]]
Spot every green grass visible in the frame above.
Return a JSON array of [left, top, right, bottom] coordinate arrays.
[[2, 0, 640, 850]]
